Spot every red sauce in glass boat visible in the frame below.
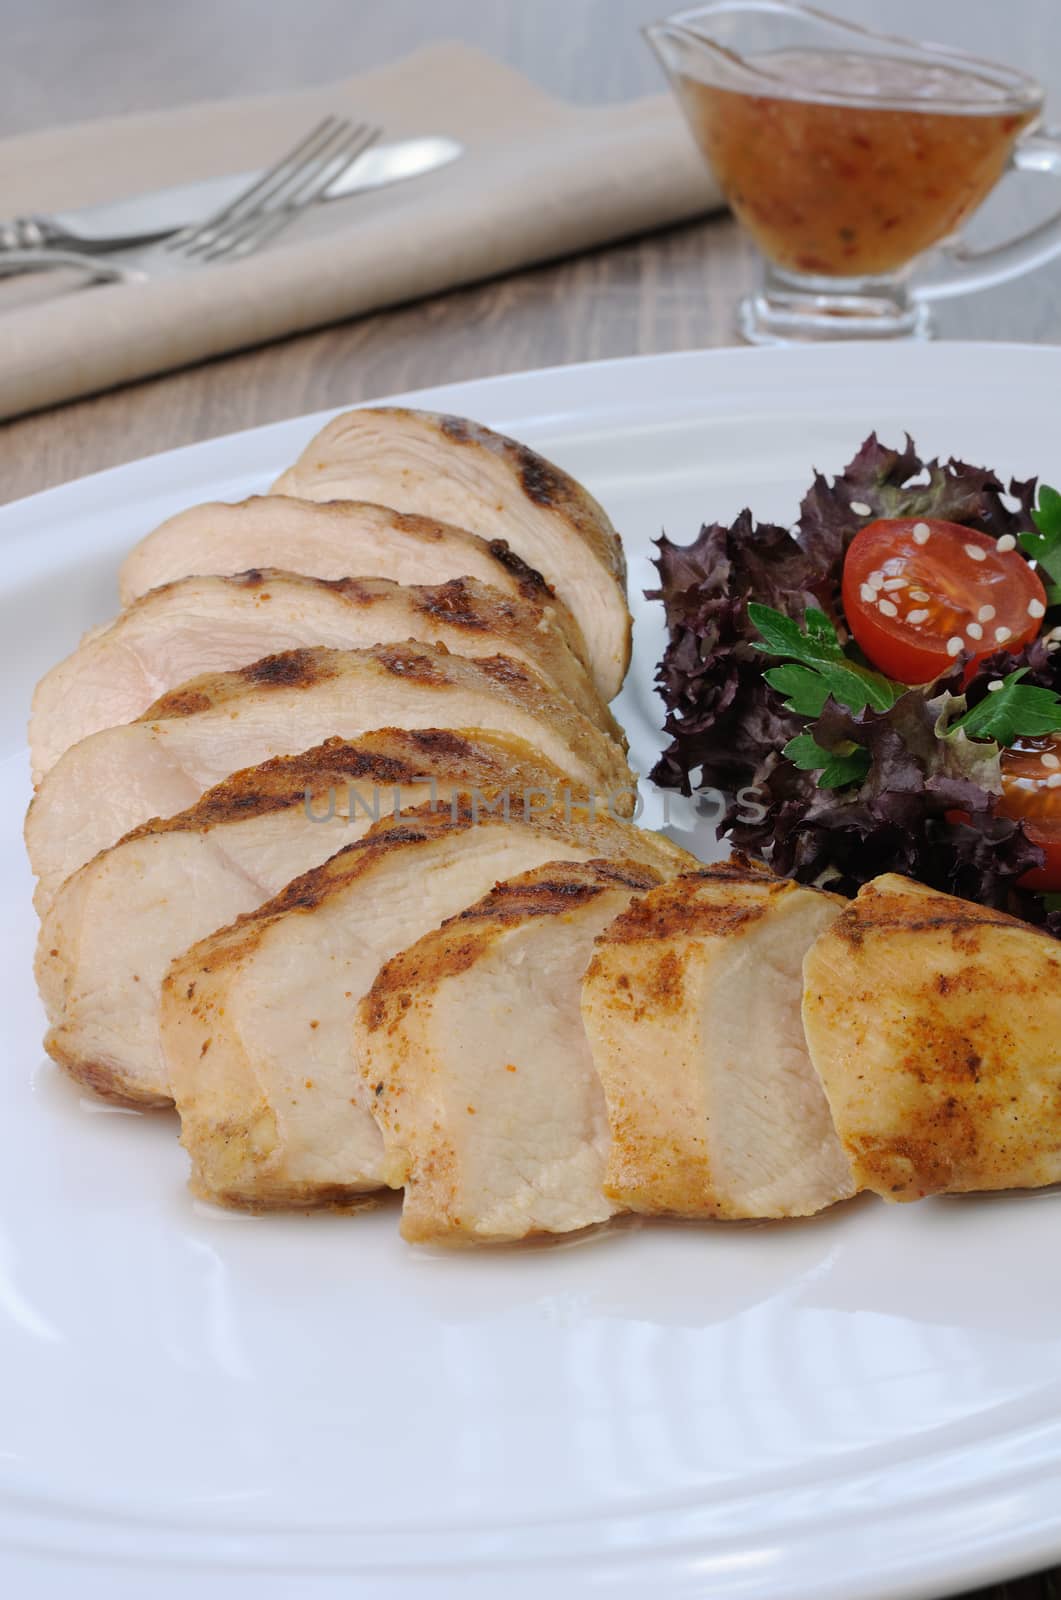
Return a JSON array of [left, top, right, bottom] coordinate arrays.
[[676, 49, 1035, 277]]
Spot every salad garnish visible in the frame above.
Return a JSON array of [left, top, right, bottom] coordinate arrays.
[[1020, 484, 1061, 604], [649, 435, 1061, 931]]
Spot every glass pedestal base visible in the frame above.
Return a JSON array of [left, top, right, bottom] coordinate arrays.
[[738, 267, 933, 345]]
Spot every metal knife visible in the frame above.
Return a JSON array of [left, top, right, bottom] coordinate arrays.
[[0, 134, 462, 258]]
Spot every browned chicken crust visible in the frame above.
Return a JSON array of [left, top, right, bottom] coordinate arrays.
[[270, 408, 632, 699], [35, 731, 580, 1109], [176, 803, 693, 979], [31, 569, 620, 759], [803, 873, 1061, 1201], [359, 859, 664, 1242], [119, 729, 575, 841], [275, 408, 627, 594], [583, 866, 852, 1220], [364, 858, 661, 1030], [119, 494, 590, 663]]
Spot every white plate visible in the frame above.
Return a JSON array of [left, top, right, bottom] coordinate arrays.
[[4, 342, 1061, 1600]]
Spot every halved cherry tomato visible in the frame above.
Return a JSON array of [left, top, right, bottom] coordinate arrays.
[[997, 734, 1061, 892], [842, 518, 1047, 684]]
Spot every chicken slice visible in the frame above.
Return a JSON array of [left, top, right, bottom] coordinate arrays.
[[581, 865, 855, 1220], [162, 806, 695, 1210], [36, 730, 571, 1108], [271, 408, 631, 700], [31, 570, 619, 780], [26, 643, 634, 913], [358, 859, 664, 1244], [803, 873, 1061, 1201], [118, 495, 589, 671]]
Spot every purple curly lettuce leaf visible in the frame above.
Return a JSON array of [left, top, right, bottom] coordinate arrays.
[[797, 431, 1040, 575], [648, 511, 834, 795], [649, 430, 1059, 934], [726, 687, 1053, 926]]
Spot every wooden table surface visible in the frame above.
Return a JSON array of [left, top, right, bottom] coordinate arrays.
[[3, 4, 1061, 1595]]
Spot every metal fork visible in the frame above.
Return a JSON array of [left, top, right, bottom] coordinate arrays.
[[0, 116, 380, 284]]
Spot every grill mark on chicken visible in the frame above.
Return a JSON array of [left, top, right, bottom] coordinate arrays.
[[267, 408, 631, 697], [142, 687, 213, 718], [471, 655, 536, 692], [165, 814, 693, 1208], [485, 540, 555, 601], [116, 732, 535, 840], [434, 411, 625, 582], [593, 868, 778, 947], [173, 803, 686, 976], [30, 565, 623, 782], [28, 644, 634, 909], [118, 495, 595, 687], [241, 650, 336, 689], [412, 577, 515, 631], [373, 645, 449, 684], [364, 860, 660, 1032]]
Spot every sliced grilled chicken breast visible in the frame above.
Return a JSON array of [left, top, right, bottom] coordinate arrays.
[[803, 873, 1061, 1201], [162, 806, 695, 1210], [358, 860, 663, 1244], [118, 494, 589, 668], [271, 409, 631, 700], [36, 731, 571, 1108], [27, 643, 634, 914], [31, 569, 619, 780], [582, 865, 855, 1220]]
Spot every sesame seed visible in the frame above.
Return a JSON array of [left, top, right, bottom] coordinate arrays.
[[859, 583, 877, 604], [906, 608, 930, 625], [978, 604, 996, 622], [1042, 753, 1061, 770], [909, 589, 931, 602], [912, 522, 931, 544], [882, 577, 907, 591], [964, 543, 987, 563], [868, 570, 886, 591], [1028, 598, 1046, 618], [946, 636, 964, 657], [850, 500, 872, 516], [997, 534, 1017, 553], [987, 680, 1005, 692], [1048, 774, 1061, 789], [995, 626, 1013, 643], [878, 599, 899, 618], [966, 622, 984, 641]]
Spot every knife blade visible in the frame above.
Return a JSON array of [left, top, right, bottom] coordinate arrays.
[[21, 135, 462, 247]]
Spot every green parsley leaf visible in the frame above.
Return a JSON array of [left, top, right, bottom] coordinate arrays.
[[749, 602, 902, 715], [764, 663, 833, 718], [783, 732, 870, 790], [1019, 483, 1061, 606], [950, 669, 1061, 743]]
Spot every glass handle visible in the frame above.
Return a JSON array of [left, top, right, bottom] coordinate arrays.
[[916, 127, 1061, 302]]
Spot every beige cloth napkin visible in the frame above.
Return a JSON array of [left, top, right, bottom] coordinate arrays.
[[0, 43, 721, 421]]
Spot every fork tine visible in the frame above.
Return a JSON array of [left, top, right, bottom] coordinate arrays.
[[197, 124, 381, 265], [179, 119, 364, 260], [168, 116, 345, 255]]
